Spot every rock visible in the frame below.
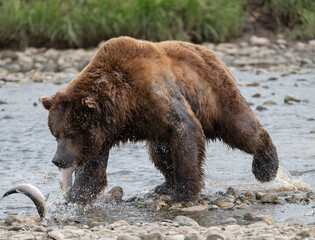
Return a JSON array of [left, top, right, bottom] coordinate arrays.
[[245, 81, 260, 87], [226, 187, 238, 197], [169, 203, 183, 211], [296, 42, 306, 51], [297, 229, 310, 238], [118, 234, 140, 240], [140, 231, 164, 240], [244, 191, 255, 200], [304, 210, 314, 216], [255, 192, 265, 200], [48, 230, 65, 240], [284, 94, 300, 103], [268, 77, 278, 81], [221, 217, 236, 225], [250, 36, 271, 47], [261, 83, 270, 89], [252, 93, 261, 98], [208, 205, 219, 210], [181, 205, 207, 212], [244, 212, 265, 221], [217, 202, 234, 209], [0, 50, 18, 60], [156, 200, 168, 208], [263, 100, 277, 105], [33, 225, 46, 232], [173, 216, 199, 229], [256, 105, 267, 111], [261, 193, 278, 203], [309, 40, 315, 49], [108, 220, 129, 230], [263, 215, 275, 225], [104, 186, 123, 202], [284, 218, 304, 226], [5, 215, 23, 225], [205, 232, 226, 240], [310, 227, 315, 237], [276, 39, 287, 45]]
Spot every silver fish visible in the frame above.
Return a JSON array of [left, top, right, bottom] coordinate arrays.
[[2, 183, 46, 218]]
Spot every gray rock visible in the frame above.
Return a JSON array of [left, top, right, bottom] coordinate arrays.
[[256, 105, 268, 111], [48, 230, 65, 240], [33, 225, 46, 232], [205, 232, 226, 240], [117, 234, 140, 240], [226, 187, 238, 197], [250, 36, 271, 47], [244, 212, 265, 221], [252, 93, 261, 98], [221, 217, 236, 225], [244, 191, 256, 200], [173, 216, 199, 229], [261, 193, 279, 203], [140, 231, 164, 240]]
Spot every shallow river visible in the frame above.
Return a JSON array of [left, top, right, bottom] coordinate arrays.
[[0, 70, 314, 226]]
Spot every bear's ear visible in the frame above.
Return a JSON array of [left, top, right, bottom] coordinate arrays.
[[40, 96, 54, 110], [82, 96, 99, 110]]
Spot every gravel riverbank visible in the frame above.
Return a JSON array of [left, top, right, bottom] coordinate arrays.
[[0, 35, 315, 87], [1, 214, 314, 240]]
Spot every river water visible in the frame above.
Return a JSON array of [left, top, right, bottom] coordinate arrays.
[[0, 70, 314, 226]]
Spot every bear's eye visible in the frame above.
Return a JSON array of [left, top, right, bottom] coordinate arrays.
[[66, 133, 75, 139]]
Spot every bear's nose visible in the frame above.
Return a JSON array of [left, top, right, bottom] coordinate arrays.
[[52, 157, 63, 168]]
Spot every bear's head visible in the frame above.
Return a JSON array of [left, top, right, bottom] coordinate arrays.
[[40, 87, 112, 201]]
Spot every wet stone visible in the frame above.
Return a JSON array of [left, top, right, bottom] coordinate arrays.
[[221, 217, 236, 225], [261, 193, 279, 203], [263, 100, 277, 105], [226, 187, 238, 197], [252, 93, 261, 98], [284, 94, 300, 103], [256, 105, 268, 111], [173, 216, 199, 229], [217, 202, 234, 209], [245, 191, 256, 200], [244, 212, 265, 221]]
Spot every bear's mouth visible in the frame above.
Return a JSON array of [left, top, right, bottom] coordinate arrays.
[[59, 166, 76, 202]]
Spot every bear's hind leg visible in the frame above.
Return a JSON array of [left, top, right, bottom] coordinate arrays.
[[219, 102, 279, 182], [148, 142, 174, 195]]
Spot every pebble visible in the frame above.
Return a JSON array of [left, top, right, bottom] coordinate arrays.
[[256, 105, 268, 111], [244, 212, 265, 221], [173, 216, 199, 229], [48, 229, 65, 240], [261, 193, 279, 203], [263, 100, 277, 105], [284, 94, 301, 104], [217, 202, 234, 209], [181, 205, 207, 212]]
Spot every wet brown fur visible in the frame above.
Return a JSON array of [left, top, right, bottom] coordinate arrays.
[[41, 37, 278, 204]]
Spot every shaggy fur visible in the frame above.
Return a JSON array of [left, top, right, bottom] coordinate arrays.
[[41, 37, 279, 204]]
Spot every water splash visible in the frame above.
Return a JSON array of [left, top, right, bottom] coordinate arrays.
[[265, 166, 311, 191]]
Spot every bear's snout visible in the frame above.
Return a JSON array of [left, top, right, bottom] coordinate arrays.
[[52, 156, 64, 168]]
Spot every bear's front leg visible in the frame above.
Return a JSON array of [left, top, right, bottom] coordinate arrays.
[[168, 96, 205, 202], [71, 149, 109, 205]]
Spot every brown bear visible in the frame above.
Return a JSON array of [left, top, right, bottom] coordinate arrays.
[[41, 37, 279, 204]]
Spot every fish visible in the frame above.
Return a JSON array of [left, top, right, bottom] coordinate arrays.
[[1, 183, 46, 218]]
